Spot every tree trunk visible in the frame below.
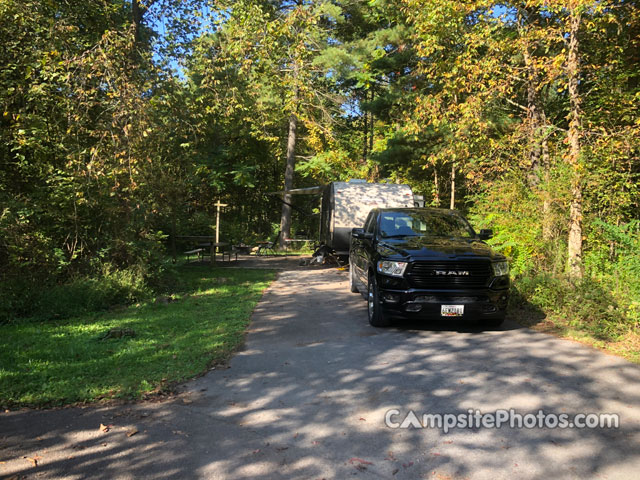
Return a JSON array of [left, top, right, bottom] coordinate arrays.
[[171, 213, 177, 263], [363, 91, 368, 161], [524, 43, 542, 187], [132, 0, 144, 42], [450, 163, 455, 210], [433, 166, 440, 207], [566, 7, 584, 279], [609, 217, 620, 262], [541, 127, 552, 241], [369, 89, 374, 154], [520, 6, 553, 242], [279, 112, 297, 248]]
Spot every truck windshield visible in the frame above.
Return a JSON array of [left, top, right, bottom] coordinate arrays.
[[379, 211, 475, 239]]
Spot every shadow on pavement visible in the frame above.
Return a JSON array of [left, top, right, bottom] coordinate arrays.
[[1, 267, 639, 479]]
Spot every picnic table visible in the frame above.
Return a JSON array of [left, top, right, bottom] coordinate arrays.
[[176, 236, 232, 265], [283, 238, 316, 253]]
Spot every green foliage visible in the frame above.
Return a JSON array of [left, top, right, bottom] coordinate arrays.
[[512, 273, 635, 341], [0, 263, 155, 324], [469, 177, 545, 276], [585, 219, 640, 325], [0, 0, 170, 280], [37, 266, 152, 320]]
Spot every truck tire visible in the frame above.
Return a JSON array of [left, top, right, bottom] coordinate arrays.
[[349, 262, 359, 293], [368, 276, 391, 327]]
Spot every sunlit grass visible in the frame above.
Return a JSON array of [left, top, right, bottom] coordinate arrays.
[[0, 267, 275, 407]]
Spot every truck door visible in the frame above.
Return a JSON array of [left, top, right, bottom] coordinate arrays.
[[353, 210, 376, 284]]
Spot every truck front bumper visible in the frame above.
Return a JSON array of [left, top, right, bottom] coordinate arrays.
[[377, 285, 509, 320]]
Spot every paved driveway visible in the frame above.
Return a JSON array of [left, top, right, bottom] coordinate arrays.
[[2, 268, 640, 479]]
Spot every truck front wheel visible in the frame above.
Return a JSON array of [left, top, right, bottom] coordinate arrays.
[[349, 261, 359, 293], [368, 276, 391, 327]]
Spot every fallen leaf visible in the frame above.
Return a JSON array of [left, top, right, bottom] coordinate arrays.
[[99, 423, 111, 433], [392, 468, 399, 475], [359, 417, 366, 421], [403, 461, 414, 468], [126, 428, 138, 437], [348, 458, 373, 465], [25, 457, 38, 467]]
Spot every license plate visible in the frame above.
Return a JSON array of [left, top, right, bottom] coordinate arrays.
[[441, 305, 464, 317]]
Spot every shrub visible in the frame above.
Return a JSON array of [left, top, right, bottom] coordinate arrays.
[[511, 273, 633, 341], [0, 263, 153, 323]]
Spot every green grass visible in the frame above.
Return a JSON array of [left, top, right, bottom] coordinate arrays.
[[0, 267, 275, 408]]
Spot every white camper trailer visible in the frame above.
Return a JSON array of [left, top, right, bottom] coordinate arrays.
[[272, 180, 418, 256], [320, 181, 415, 255]]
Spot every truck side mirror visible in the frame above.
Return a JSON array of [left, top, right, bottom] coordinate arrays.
[[352, 228, 366, 239], [352, 228, 373, 240], [478, 229, 493, 240]]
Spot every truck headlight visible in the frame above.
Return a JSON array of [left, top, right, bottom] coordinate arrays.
[[492, 261, 509, 277], [377, 261, 407, 277]]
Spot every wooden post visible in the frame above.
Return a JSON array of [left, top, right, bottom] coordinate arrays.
[[213, 200, 228, 265]]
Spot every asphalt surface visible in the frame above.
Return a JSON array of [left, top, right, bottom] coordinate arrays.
[[2, 266, 640, 479]]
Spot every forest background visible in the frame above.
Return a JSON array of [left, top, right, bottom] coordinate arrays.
[[1, 0, 638, 352]]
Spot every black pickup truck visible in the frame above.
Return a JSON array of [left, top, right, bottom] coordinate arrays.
[[349, 208, 509, 327]]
